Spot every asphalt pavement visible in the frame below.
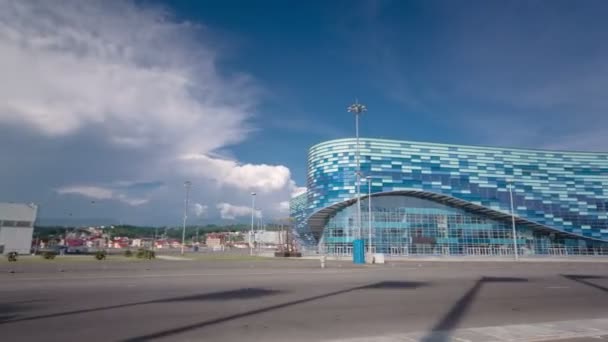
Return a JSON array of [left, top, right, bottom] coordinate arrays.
[[1, 258, 608, 341]]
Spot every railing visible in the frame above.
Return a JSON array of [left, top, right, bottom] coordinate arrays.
[[320, 244, 608, 257]]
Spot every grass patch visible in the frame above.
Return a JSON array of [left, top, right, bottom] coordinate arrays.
[[0, 255, 148, 263]]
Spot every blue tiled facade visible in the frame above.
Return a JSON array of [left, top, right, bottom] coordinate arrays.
[[301, 138, 608, 253], [289, 193, 315, 248]]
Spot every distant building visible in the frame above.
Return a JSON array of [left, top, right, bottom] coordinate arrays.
[[155, 239, 181, 249], [111, 237, 130, 249], [86, 238, 106, 249], [233, 242, 249, 249], [131, 238, 153, 248], [0, 203, 38, 254], [206, 233, 226, 248], [244, 230, 287, 245]]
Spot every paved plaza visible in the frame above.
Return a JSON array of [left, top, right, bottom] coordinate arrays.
[[1, 258, 608, 341]]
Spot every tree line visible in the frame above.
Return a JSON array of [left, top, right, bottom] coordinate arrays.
[[34, 223, 289, 241]]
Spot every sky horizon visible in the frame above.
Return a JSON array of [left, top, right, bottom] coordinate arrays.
[[1, 0, 607, 225]]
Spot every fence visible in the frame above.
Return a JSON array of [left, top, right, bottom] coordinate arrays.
[[319, 243, 608, 257]]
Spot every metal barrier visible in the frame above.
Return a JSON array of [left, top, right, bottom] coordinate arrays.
[[321, 243, 608, 257]]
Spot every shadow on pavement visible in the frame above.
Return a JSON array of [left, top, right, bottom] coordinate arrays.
[[421, 276, 528, 342], [563, 274, 608, 293], [0, 304, 26, 323], [0, 300, 42, 323], [121, 280, 429, 341], [156, 288, 280, 302], [0, 288, 281, 325], [362, 281, 424, 289]]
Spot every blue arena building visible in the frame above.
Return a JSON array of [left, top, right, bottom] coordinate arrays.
[[290, 138, 608, 256]]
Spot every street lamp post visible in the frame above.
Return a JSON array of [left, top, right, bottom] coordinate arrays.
[[153, 226, 158, 250], [367, 178, 372, 253], [348, 101, 367, 241], [508, 181, 519, 261], [258, 211, 263, 252], [181, 181, 191, 255], [250, 192, 256, 256]]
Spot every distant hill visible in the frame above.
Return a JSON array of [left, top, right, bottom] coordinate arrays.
[[33, 223, 290, 241], [36, 217, 120, 227], [36, 217, 287, 227]]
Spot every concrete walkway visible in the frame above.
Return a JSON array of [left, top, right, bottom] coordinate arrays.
[[155, 255, 192, 261], [326, 317, 608, 342]]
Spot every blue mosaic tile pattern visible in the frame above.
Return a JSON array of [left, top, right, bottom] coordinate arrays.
[[307, 138, 608, 242], [289, 193, 316, 247]]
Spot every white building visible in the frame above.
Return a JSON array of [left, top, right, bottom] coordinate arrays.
[[0, 203, 38, 254], [245, 230, 287, 245]]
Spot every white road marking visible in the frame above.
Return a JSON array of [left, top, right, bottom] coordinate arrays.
[[546, 286, 570, 289]]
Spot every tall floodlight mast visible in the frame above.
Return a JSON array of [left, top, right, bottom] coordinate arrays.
[[348, 101, 367, 241]]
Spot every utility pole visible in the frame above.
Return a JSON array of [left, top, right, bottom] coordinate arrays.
[[181, 181, 191, 255], [154, 226, 158, 250], [508, 181, 519, 261], [250, 192, 256, 256], [368, 178, 372, 253]]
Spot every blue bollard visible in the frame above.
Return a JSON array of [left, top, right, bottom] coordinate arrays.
[[352, 239, 365, 264]]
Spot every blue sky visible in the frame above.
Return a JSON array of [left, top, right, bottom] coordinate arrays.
[[1, 0, 607, 225], [166, 0, 608, 181]]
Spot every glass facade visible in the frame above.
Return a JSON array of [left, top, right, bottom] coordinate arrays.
[[289, 192, 316, 249], [322, 195, 608, 256], [292, 138, 608, 256]]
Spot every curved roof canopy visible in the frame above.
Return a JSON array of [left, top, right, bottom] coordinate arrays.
[[306, 190, 598, 242]]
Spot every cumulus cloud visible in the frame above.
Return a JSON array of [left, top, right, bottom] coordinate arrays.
[[194, 203, 208, 217], [116, 194, 149, 207], [291, 186, 307, 198], [56, 186, 113, 200], [56, 185, 149, 206], [276, 186, 306, 215], [0, 0, 254, 154], [0, 0, 302, 222], [180, 154, 293, 193], [278, 201, 290, 213], [217, 202, 261, 220]]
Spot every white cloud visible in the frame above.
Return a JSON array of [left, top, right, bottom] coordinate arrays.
[[56, 185, 149, 206], [194, 203, 208, 217], [274, 186, 306, 216], [291, 185, 307, 198], [0, 0, 254, 153], [56, 186, 113, 200], [217, 202, 261, 220], [180, 154, 292, 193], [116, 194, 149, 207], [278, 201, 290, 213], [0, 0, 301, 223]]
